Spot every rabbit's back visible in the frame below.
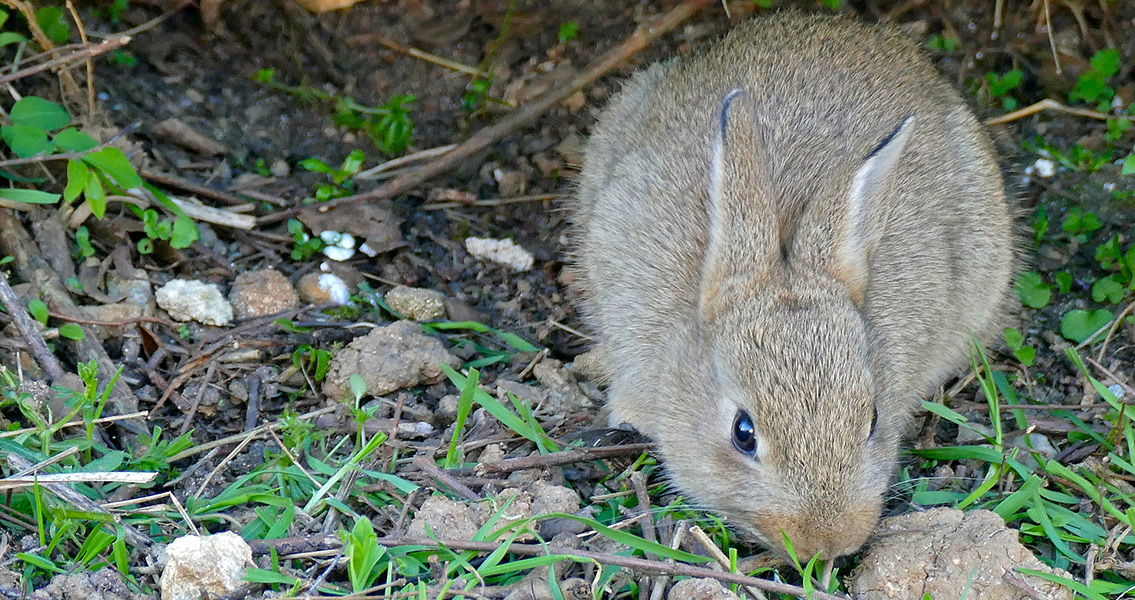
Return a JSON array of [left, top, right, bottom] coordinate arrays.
[[573, 12, 1014, 430]]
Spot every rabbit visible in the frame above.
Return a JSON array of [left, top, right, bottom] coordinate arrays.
[[570, 11, 1016, 561]]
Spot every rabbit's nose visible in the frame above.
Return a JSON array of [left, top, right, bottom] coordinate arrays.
[[760, 501, 881, 560]]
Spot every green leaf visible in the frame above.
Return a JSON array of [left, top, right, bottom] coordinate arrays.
[[64, 160, 89, 203], [1, 124, 53, 158], [1014, 271, 1051, 309], [1122, 154, 1135, 176], [1055, 271, 1073, 294], [1014, 346, 1035, 367], [10, 97, 70, 130], [0, 31, 27, 48], [28, 299, 48, 324], [35, 6, 69, 43], [85, 174, 106, 218], [58, 323, 84, 340], [82, 147, 142, 188], [1091, 275, 1125, 304], [1060, 309, 1114, 343], [53, 128, 99, 152], [0, 188, 60, 204], [1089, 48, 1120, 78], [1003, 327, 1024, 350], [169, 217, 199, 249]]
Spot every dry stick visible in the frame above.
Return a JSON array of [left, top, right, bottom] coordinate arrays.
[[349, 33, 485, 77], [357, 144, 458, 180], [142, 169, 250, 207], [413, 455, 480, 502], [0, 36, 130, 85], [258, 0, 714, 226], [370, 536, 845, 600], [5, 454, 152, 547], [1096, 302, 1134, 362], [984, 98, 1110, 126], [689, 525, 769, 600], [1086, 357, 1135, 402], [0, 0, 79, 97], [63, 0, 94, 115], [476, 443, 653, 474], [0, 270, 64, 381]]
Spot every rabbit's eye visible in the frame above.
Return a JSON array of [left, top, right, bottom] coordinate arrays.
[[868, 406, 879, 440], [732, 410, 757, 456]]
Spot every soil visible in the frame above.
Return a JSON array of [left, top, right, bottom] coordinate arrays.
[[2, 0, 1135, 597]]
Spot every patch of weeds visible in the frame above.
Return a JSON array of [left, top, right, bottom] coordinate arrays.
[[557, 21, 578, 44], [0, 96, 199, 248], [300, 149, 365, 203], [926, 34, 958, 53], [287, 218, 324, 260], [984, 69, 1023, 110], [255, 69, 415, 155], [106, 50, 137, 67], [136, 207, 196, 254], [292, 344, 332, 383], [1069, 48, 1120, 111], [1025, 137, 1112, 173], [1061, 207, 1103, 243]]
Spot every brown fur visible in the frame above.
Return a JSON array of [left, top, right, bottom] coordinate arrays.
[[568, 11, 1016, 559]]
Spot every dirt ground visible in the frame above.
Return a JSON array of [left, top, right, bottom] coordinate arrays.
[[2, 0, 1135, 597]]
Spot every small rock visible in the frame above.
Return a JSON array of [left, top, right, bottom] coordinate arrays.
[[160, 532, 252, 600], [555, 134, 584, 166], [465, 237, 535, 271], [667, 578, 741, 600], [41, 569, 148, 600], [493, 168, 527, 197], [533, 359, 593, 413], [270, 158, 290, 177], [322, 320, 461, 400], [849, 508, 1073, 600], [386, 286, 447, 320], [155, 279, 233, 326], [229, 270, 299, 318], [407, 496, 479, 540], [436, 394, 460, 426], [297, 272, 352, 305], [530, 481, 581, 516]]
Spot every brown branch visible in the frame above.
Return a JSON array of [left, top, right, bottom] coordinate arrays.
[[0, 36, 131, 86], [476, 443, 653, 474], [141, 169, 249, 207], [0, 270, 64, 381], [258, 0, 714, 226]]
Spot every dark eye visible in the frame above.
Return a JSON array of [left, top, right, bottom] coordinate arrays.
[[732, 410, 757, 456], [868, 406, 878, 439]]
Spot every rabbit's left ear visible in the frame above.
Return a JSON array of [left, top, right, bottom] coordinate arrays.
[[832, 116, 916, 304]]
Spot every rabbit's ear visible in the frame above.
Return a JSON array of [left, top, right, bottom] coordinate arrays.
[[700, 88, 777, 322], [832, 116, 916, 303]]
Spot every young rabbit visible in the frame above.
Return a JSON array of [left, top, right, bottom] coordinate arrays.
[[571, 11, 1015, 560]]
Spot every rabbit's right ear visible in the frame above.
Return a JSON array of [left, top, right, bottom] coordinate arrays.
[[699, 88, 778, 323], [830, 116, 916, 304]]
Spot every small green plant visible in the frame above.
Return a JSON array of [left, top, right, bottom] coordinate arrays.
[[1106, 116, 1130, 142], [1069, 48, 1119, 110], [558, 21, 578, 43], [985, 70, 1023, 110], [1054, 271, 1074, 294], [288, 218, 324, 260], [136, 208, 196, 254], [926, 34, 958, 53], [1031, 206, 1049, 245], [255, 69, 415, 155], [1014, 272, 1052, 309], [300, 149, 365, 202], [342, 517, 388, 593], [1003, 327, 1035, 367], [1061, 207, 1102, 242], [0, 96, 199, 247], [106, 50, 137, 67], [292, 344, 332, 382]]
